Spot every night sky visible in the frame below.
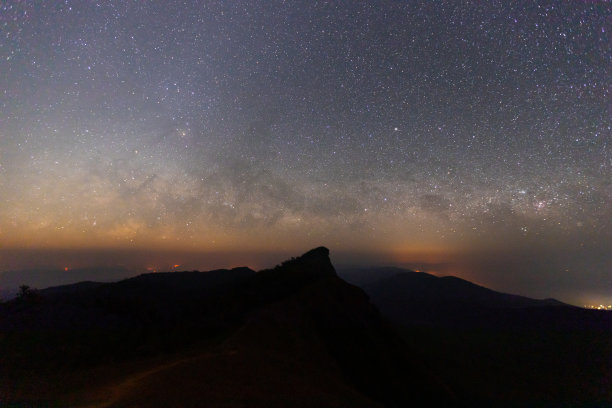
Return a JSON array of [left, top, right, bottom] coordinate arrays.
[[1, 1, 610, 305]]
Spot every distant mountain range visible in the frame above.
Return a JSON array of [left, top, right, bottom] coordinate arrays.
[[1, 249, 611, 406], [0, 266, 138, 298], [342, 266, 612, 403], [340, 266, 565, 308], [344, 268, 611, 332]]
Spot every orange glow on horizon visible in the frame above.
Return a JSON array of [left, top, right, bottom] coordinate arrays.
[[389, 246, 457, 264], [0, 229, 319, 255]]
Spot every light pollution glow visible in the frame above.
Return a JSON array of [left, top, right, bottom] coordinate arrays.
[[0, 1, 610, 306]]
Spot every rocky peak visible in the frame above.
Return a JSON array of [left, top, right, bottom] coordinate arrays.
[[277, 246, 336, 278], [254, 247, 337, 290]]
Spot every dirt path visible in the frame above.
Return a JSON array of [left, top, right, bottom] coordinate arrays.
[[76, 353, 208, 408]]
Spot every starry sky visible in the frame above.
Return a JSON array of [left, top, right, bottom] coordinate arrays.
[[1, 1, 610, 305]]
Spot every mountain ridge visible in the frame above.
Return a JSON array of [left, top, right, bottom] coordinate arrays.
[[366, 270, 567, 308], [0, 247, 452, 406]]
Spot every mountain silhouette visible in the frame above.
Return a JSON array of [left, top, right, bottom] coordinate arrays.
[[353, 268, 612, 403], [365, 270, 564, 307], [0, 247, 452, 407], [0, 266, 136, 298], [359, 269, 612, 331], [2, 250, 611, 406]]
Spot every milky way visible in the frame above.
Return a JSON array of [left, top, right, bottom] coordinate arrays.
[[1, 1, 610, 304]]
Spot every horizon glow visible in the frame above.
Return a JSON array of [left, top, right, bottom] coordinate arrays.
[[1, 1, 610, 305]]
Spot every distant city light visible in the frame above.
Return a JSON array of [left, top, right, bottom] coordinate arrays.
[[584, 305, 612, 311]]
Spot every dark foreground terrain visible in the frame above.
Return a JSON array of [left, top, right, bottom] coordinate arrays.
[[357, 269, 612, 405], [1, 248, 611, 407]]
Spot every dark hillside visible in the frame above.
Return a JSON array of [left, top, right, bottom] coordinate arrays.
[[360, 270, 612, 404], [0, 247, 451, 407]]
